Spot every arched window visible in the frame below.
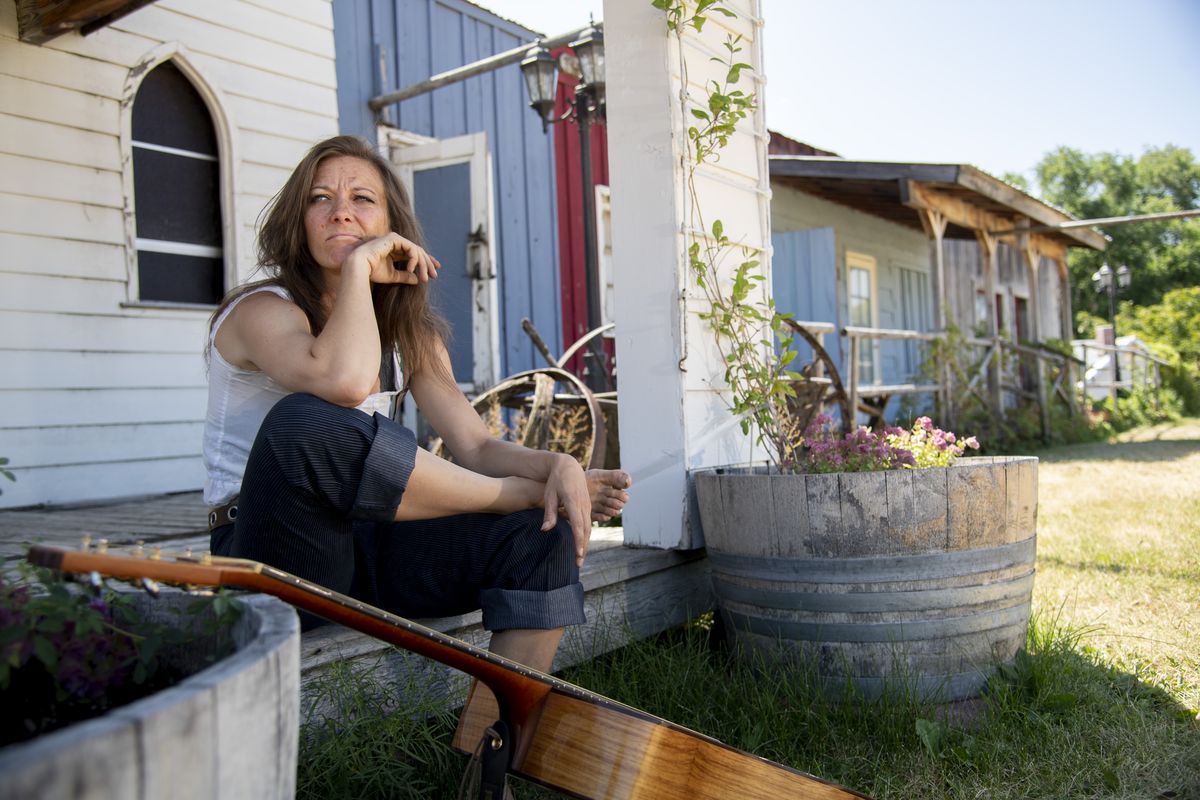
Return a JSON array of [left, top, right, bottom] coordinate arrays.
[[131, 61, 224, 304]]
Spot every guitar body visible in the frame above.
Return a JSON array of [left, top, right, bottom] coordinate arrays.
[[457, 686, 860, 799], [27, 545, 868, 800]]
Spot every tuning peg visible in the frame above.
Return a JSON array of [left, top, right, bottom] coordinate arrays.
[[201, 552, 213, 566], [134, 540, 145, 557], [184, 546, 193, 559], [96, 539, 109, 554], [86, 571, 103, 594], [81, 534, 92, 551], [151, 545, 163, 561], [140, 577, 161, 597]]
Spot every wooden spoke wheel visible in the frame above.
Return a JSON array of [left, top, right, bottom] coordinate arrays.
[[429, 368, 607, 469]]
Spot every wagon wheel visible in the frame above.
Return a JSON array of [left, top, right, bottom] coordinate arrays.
[[783, 319, 854, 434], [428, 368, 607, 469]]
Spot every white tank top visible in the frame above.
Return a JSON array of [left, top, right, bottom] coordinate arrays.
[[202, 285, 402, 506]]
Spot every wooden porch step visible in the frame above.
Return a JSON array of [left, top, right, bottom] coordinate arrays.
[[0, 493, 715, 723]]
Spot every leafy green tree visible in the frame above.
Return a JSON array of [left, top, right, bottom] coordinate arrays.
[[1033, 145, 1200, 329], [1116, 287, 1200, 413]]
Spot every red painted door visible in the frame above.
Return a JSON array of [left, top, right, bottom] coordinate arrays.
[[552, 48, 611, 380]]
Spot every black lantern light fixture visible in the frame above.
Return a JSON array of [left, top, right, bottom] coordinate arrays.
[[519, 22, 609, 390], [520, 44, 557, 133], [570, 24, 605, 108], [1092, 262, 1132, 384]]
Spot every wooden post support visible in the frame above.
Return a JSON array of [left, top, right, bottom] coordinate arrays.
[[917, 208, 951, 423], [1019, 228, 1050, 441], [605, 0, 769, 549], [847, 334, 860, 427], [975, 231, 1003, 418]]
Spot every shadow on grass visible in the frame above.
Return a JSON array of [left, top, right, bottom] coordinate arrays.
[[294, 612, 1200, 800], [1036, 436, 1200, 465]]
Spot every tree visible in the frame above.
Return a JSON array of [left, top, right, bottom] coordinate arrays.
[[1117, 287, 1200, 413], [1033, 145, 1200, 330]]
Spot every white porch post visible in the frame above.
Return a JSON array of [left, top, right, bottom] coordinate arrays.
[[604, 0, 771, 549]]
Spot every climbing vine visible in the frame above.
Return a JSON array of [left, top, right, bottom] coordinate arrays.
[[652, 0, 803, 469]]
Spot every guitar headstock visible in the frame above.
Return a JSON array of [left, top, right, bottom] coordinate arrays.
[[26, 543, 265, 593]]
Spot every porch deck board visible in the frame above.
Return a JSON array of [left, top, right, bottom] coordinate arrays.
[[0, 492, 714, 722]]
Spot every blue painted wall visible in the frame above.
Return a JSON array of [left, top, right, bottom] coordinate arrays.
[[772, 228, 842, 372], [333, 0, 562, 376]]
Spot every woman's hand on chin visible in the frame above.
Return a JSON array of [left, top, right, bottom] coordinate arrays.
[[345, 233, 441, 285]]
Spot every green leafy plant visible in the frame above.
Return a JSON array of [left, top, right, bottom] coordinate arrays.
[[886, 416, 980, 468], [0, 563, 242, 747], [653, 0, 807, 469]]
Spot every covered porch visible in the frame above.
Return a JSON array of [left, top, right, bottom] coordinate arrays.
[[0, 492, 712, 721]]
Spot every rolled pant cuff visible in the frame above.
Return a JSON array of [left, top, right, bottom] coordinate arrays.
[[480, 583, 586, 631], [352, 412, 417, 522]]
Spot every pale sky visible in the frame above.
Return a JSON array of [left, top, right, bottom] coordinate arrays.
[[474, 0, 1200, 184]]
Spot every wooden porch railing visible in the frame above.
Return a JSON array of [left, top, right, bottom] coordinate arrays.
[[794, 321, 1095, 441], [1074, 339, 1169, 410]]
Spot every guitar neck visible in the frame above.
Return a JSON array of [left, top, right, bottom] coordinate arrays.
[[28, 545, 558, 729], [27, 545, 870, 799]]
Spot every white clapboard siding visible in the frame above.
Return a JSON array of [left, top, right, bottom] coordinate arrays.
[[238, 161, 293, 201], [166, 0, 334, 58], [6, 421, 205, 469], [608, 0, 769, 548], [0, 275, 129, 314], [185, 51, 338, 118], [1, 310, 207, 353], [114, 4, 335, 89], [0, 74, 120, 134], [0, 154, 122, 209], [3, 388, 208, 429], [239, 0, 331, 29], [0, 458, 206, 509], [0, 233, 125, 282], [239, 129, 323, 170], [0, 0, 336, 508], [0, 36, 131, 97], [0, 193, 124, 246], [0, 114, 121, 172], [225, 93, 338, 145], [0, 351, 205, 391]]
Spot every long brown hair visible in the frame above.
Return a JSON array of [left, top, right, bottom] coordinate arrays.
[[209, 135, 452, 388]]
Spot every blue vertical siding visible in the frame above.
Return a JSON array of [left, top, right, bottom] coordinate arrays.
[[333, 0, 562, 376], [772, 228, 842, 371]]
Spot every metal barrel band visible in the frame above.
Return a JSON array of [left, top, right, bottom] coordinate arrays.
[[725, 600, 1032, 643], [706, 536, 1037, 584], [712, 570, 1035, 613]]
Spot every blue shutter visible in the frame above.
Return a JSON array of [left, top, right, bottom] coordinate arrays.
[[771, 228, 840, 374]]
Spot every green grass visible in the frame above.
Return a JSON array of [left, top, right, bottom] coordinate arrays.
[[297, 419, 1200, 800]]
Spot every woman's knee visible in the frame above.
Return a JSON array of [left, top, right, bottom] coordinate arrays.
[[258, 393, 369, 461]]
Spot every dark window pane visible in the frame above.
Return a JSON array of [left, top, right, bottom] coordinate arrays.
[[133, 147, 221, 245], [132, 61, 217, 155], [138, 250, 223, 305]]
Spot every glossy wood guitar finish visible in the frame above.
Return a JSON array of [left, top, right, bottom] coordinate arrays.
[[27, 545, 870, 800]]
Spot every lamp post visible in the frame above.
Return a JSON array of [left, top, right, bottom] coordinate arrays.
[[520, 25, 608, 390], [1091, 262, 1131, 386]]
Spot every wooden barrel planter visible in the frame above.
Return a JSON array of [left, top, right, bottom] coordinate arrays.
[[0, 593, 300, 800], [695, 456, 1038, 701]]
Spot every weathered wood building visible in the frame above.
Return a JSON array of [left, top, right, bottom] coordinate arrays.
[[334, 0, 569, 393], [768, 133, 1106, 418], [1, 0, 340, 508], [1, 0, 584, 508]]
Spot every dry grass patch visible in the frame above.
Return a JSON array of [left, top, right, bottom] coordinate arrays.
[[1035, 419, 1200, 711]]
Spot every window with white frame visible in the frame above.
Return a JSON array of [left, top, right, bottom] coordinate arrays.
[[131, 61, 224, 304], [846, 251, 878, 384]]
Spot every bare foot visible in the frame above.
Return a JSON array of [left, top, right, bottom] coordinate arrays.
[[586, 469, 631, 522]]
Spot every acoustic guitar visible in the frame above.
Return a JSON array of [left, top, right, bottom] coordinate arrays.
[[26, 544, 869, 800]]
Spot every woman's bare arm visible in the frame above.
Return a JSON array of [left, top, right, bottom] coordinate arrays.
[[214, 234, 437, 406]]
